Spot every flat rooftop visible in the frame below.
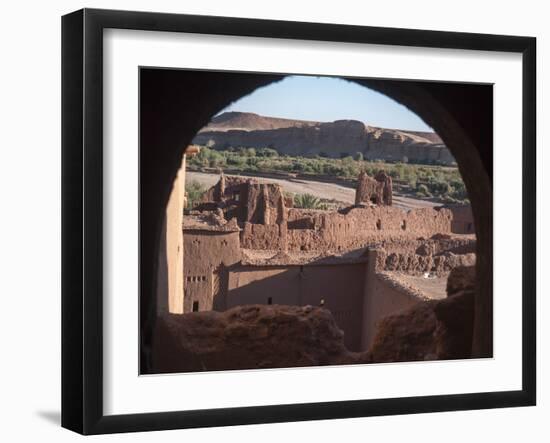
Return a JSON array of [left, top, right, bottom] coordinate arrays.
[[379, 271, 448, 301]]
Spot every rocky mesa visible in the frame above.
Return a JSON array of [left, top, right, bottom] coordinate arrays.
[[192, 112, 455, 165]]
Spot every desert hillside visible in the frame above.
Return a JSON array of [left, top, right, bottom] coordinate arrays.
[[193, 112, 453, 165], [204, 111, 319, 132]]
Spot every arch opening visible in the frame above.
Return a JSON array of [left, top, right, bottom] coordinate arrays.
[[140, 69, 492, 374]]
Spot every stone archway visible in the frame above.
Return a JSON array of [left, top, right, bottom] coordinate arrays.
[[140, 69, 492, 372]]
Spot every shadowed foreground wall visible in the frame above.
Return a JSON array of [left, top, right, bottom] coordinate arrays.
[[361, 249, 429, 349], [226, 263, 366, 350], [151, 266, 476, 373], [155, 155, 187, 315]]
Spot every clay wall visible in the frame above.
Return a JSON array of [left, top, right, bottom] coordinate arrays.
[[182, 272, 213, 314], [383, 251, 476, 275], [183, 230, 241, 313], [240, 223, 288, 250], [241, 206, 453, 252], [197, 175, 249, 222], [361, 249, 426, 349], [226, 263, 367, 351], [445, 204, 475, 234], [374, 236, 476, 256]]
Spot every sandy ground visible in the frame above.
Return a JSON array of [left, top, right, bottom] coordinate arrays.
[[186, 170, 440, 211]]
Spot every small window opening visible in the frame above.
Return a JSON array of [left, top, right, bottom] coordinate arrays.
[[267, 297, 273, 305], [192, 301, 199, 312], [467, 223, 473, 232], [376, 219, 382, 230], [319, 299, 325, 306]]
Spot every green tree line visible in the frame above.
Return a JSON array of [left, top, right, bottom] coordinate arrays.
[[187, 145, 469, 204]]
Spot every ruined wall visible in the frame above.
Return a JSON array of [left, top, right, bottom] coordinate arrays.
[[183, 230, 241, 313], [246, 183, 287, 225], [200, 174, 247, 203], [369, 234, 476, 275], [383, 251, 476, 275], [198, 176, 287, 225], [374, 236, 476, 256], [197, 175, 250, 222], [355, 171, 392, 205], [226, 263, 367, 351], [241, 206, 453, 252], [156, 154, 187, 315]]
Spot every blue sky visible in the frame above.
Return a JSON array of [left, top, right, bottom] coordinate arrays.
[[219, 75, 434, 132]]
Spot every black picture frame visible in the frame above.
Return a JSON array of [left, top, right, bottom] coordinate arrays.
[[61, 8, 536, 435]]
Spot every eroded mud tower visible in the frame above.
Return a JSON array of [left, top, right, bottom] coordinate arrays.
[[355, 171, 393, 206]]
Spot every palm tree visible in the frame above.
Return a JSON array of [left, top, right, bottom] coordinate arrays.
[[294, 193, 325, 209]]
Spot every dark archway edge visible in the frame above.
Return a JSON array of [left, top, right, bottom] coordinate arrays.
[[140, 68, 493, 372]]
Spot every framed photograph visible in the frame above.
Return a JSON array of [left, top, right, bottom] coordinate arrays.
[[62, 8, 536, 435]]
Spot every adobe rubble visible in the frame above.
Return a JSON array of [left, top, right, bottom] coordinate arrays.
[[195, 174, 287, 225], [152, 305, 359, 373], [355, 170, 393, 206]]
